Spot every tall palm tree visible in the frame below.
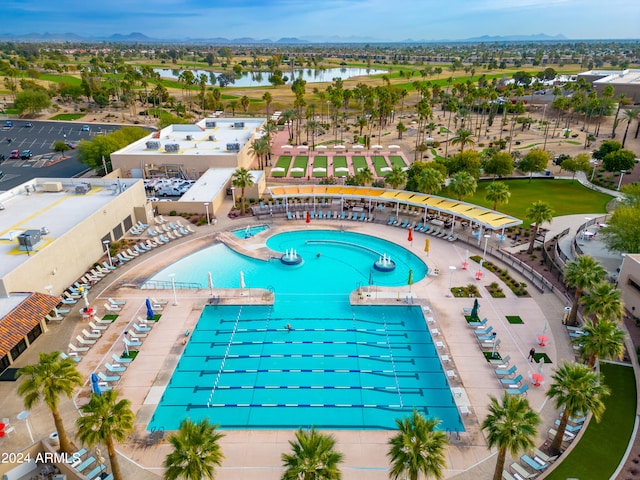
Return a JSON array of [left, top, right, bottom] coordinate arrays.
[[385, 165, 408, 190], [450, 128, 475, 153], [621, 108, 640, 148], [231, 168, 255, 215], [580, 280, 625, 324], [481, 392, 540, 480], [547, 362, 609, 455], [387, 410, 448, 480], [485, 181, 511, 210], [354, 166, 374, 186], [449, 171, 477, 200], [76, 389, 135, 480], [248, 137, 270, 170], [262, 91, 273, 118], [164, 418, 225, 480], [18, 352, 83, 453], [417, 169, 445, 195], [525, 201, 554, 254], [563, 255, 607, 326], [281, 427, 344, 480], [574, 319, 625, 368]]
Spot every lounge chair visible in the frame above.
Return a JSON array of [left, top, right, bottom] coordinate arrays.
[[521, 454, 547, 471], [510, 462, 538, 479], [169, 221, 179, 230], [151, 297, 168, 305], [359, 212, 366, 221], [548, 427, 575, 443], [97, 372, 120, 383], [533, 448, 558, 463], [398, 219, 409, 228], [489, 354, 511, 366], [129, 227, 142, 235], [76, 335, 96, 346], [95, 265, 112, 275], [102, 261, 117, 270], [387, 216, 395, 225], [480, 338, 501, 350], [502, 470, 517, 480], [138, 242, 152, 251], [474, 326, 493, 336], [124, 337, 142, 348], [137, 316, 154, 326], [126, 248, 139, 258], [105, 362, 126, 373], [145, 240, 158, 249], [468, 317, 488, 327], [81, 329, 101, 339], [129, 331, 147, 338], [70, 448, 88, 467], [64, 291, 81, 300], [45, 313, 64, 322], [59, 352, 81, 363], [156, 215, 167, 224], [167, 231, 177, 240], [500, 374, 523, 386], [554, 419, 583, 432], [113, 353, 133, 364], [186, 225, 196, 233], [109, 297, 126, 305], [88, 321, 108, 331], [179, 228, 190, 236], [76, 456, 97, 473], [367, 214, 374, 222], [430, 228, 441, 236], [448, 233, 459, 242], [90, 268, 106, 278], [134, 244, 147, 255], [406, 220, 416, 229], [116, 253, 131, 263], [57, 307, 71, 314], [159, 234, 171, 243], [495, 365, 517, 377], [94, 315, 111, 325], [133, 323, 151, 332], [61, 298, 77, 305], [147, 227, 159, 236], [506, 384, 529, 396], [69, 343, 89, 353], [104, 303, 121, 313]]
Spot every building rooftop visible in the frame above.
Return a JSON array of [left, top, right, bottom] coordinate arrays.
[[115, 117, 266, 157], [580, 69, 640, 86], [0, 177, 140, 279], [179, 169, 264, 203]]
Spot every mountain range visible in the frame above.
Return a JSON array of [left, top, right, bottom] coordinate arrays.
[[0, 32, 575, 44]]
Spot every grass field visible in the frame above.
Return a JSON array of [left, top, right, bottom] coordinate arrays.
[[442, 179, 612, 226], [272, 155, 292, 177], [312, 156, 327, 178], [39, 73, 82, 86], [352, 155, 368, 173], [389, 155, 408, 168], [50, 113, 85, 121], [290, 156, 308, 178], [333, 156, 348, 177], [372, 155, 390, 176], [546, 362, 635, 480]]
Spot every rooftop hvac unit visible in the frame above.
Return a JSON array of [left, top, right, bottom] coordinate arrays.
[[205, 121, 216, 128], [226, 143, 241, 152], [18, 230, 42, 248], [186, 135, 193, 141], [75, 183, 91, 194], [208, 135, 217, 141], [233, 122, 245, 128], [146, 141, 161, 150], [165, 143, 180, 153]]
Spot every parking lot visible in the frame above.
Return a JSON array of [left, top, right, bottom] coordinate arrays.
[[0, 120, 121, 190]]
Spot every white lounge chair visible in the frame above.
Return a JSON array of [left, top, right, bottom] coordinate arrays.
[[150, 297, 168, 305], [126, 248, 140, 257], [129, 331, 147, 339], [81, 329, 101, 339], [89, 321, 108, 331], [59, 352, 81, 362], [45, 313, 63, 322], [186, 225, 196, 233], [133, 323, 151, 332], [123, 337, 142, 348], [104, 303, 121, 312], [69, 343, 89, 353], [76, 335, 96, 346]]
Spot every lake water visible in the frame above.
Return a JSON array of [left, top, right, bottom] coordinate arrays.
[[154, 67, 387, 87]]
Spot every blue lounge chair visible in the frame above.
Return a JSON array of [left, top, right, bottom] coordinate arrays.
[[59, 352, 81, 363], [500, 374, 522, 385], [495, 365, 518, 377], [287, 211, 293, 220], [133, 323, 151, 332], [116, 252, 131, 263], [468, 317, 488, 327], [340, 211, 346, 220], [102, 261, 116, 270], [108, 297, 126, 305], [113, 353, 133, 363], [474, 326, 493, 336], [554, 419, 583, 432], [61, 298, 77, 305], [477, 334, 496, 342], [387, 216, 395, 225], [520, 454, 547, 471], [98, 372, 120, 383], [70, 448, 88, 467], [75, 456, 96, 473], [399, 219, 409, 228], [85, 464, 106, 479], [124, 337, 142, 348], [105, 362, 126, 373], [489, 354, 510, 366], [359, 212, 366, 221], [506, 384, 529, 396], [134, 244, 147, 255]]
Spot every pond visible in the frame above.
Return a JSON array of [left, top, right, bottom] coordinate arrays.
[[154, 67, 387, 87]]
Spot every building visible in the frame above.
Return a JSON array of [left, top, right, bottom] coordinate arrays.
[[577, 69, 640, 102], [618, 254, 640, 318]]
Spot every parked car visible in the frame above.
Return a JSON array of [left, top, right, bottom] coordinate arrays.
[[20, 149, 33, 159], [156, 185, 184, 197], [9, 149, 20, 159], [65, 141, 77, 149], [24, 122, 32, 128], [81, 125, 90, 132], [5, 120, 13, 128]]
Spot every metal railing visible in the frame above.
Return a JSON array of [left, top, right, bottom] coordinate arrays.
[[141, 280, 202, 290]]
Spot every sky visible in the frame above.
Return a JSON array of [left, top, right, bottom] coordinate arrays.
[[3, 0, 639, 42]]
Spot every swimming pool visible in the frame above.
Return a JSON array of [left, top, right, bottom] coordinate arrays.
[[146, 229, 463, 431], [231, 224, 269, 239], [148, 300, 464, 431]]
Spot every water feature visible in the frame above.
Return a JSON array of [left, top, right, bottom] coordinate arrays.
[[153, 67, 387, 88], [374, 253, 396, 272], [280, 248, 302, 266]]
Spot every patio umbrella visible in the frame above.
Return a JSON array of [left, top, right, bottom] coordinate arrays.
[[470, 298, 480, 321], [371, 144, 383, 149], [316, 145, 327, 150], [388, 145, 400, 149], [79, 286, 89, 309], [240, 271, 246, 290], [208, 272, 214, 297], [296, 145, 309, 150], [407, 227, 413, 243], [145, 298, 154, 320], [424, 238, 430, 253], [91, 373, 102, 396], [306, 211, 311, 223], [407, 268, 414, 293], [352, 145, 364, 149], [281, 144, 293, 149]]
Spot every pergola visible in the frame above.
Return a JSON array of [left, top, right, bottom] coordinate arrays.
[[268, 185, 522, 234]]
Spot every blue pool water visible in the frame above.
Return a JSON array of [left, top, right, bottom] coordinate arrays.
[[147, 230, 464, 432], [231, 224, 269, 239]]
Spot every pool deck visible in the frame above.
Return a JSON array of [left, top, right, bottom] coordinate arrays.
[[0, 211, 577, 480]]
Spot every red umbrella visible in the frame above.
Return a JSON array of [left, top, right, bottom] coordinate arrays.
[[537, 335, 548, 346], [407, 228, 413, 242], [306, 211, 311, 223], [531, 373, 544, 387], [461, 261, 469, 270]]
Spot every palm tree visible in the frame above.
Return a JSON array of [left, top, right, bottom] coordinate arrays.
[[387, 410, 448, 480], [485, 182, 510, 210], [621, 108, 640, 148], [281, 427, 344, 480], [231, 168, 255, 215], [580, 281, 625, 324], [525, 201, 554, 254], [563, 255, 607, 326], [396, 121, 408, 139], [417, 169, 445, 195], [481, 392, 540, 480], [385, 165, 407, 190], [262, 91, 273, 118], [18, 352, 83, 453], [547, 362, 609, 455], [249, 136, 271, 170], [76, 390, 135, 480], [354, 166, 374, 186], [450, 128, 475, 153], [449, 171, 477, 200], [575, 319, 625, 368], [164, 418, 225, 480]]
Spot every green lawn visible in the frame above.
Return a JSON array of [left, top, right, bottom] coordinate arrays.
[[50, 113, 85, 121], [389, 155, 408, 169], [352, 155, 368, 173], [290, 156, 308, 178], [442, 179, 612, 227], [272, 156, 292, 178], [333, 156, 348, 177], [312, 156, 328, 178], [39, 73, 82, 86], [546, 362, 635, 480], [372, 155, 390, 176]]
